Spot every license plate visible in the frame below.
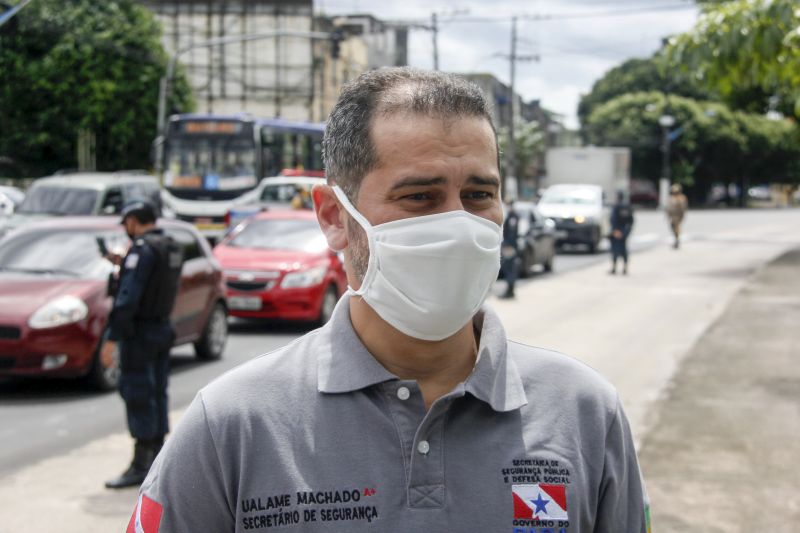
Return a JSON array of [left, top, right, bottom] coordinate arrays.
[[228, 296, 262, 310]]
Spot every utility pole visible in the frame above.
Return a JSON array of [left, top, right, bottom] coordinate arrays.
[[431, 12, 439, 70], [426, 9, 468, 71], [506, 16, 518, 200], [503, 16, 538, 200]]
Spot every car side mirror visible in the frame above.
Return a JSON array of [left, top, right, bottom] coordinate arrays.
[[102, 204, 118, 215]]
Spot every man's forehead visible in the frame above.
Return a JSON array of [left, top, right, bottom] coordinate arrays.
[[371, 109, 492, 133]]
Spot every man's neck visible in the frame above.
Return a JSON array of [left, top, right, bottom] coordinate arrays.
[[133, 224, 157, 238], [349, 297, 478, 410]]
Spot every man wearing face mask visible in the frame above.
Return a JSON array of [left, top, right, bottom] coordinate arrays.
[[105, 200, 183, 490], [129, 68, 650, 532]]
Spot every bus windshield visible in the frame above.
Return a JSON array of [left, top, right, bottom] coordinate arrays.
[[165, 136, 257, 193]]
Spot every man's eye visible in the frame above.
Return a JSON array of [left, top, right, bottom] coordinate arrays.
[[402, 193, 431, 201], [464, 191, 494, 200]]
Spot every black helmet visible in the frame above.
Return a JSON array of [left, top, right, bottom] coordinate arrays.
[[120, 199, 158, 224]]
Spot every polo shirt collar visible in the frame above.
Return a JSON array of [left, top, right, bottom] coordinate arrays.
[[317, 296, 528, 413], [317, 296, 397, 393], [465, 306, 528, 412]]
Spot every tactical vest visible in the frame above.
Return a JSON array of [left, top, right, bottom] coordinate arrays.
[[137, 231, 184, 321]]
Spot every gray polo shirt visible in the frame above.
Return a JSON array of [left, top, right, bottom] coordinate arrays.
[[136, 297, 649, 532]]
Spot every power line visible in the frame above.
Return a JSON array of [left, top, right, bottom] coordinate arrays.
[[390, 3, 695, 27]]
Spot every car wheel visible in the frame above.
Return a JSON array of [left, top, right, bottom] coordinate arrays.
[[86, 336, 120, 391], [194, 301, 228, 360], [316, 285, 339, 326]]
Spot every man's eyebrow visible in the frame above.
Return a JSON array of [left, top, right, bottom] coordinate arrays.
[[390, 176, 447, 190], [466, 176, 501, 188], [390, 176, 501, 191]]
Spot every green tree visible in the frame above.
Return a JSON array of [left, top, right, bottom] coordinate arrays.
[[499, 120, 546, 184], [578, 56, 709, 128], [666, 0, 800, 117], [0, 0, 193, 177], [584, 91, 799, 201]]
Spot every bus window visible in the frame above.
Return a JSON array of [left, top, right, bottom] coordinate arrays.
[[261, 128, 284, 177], [281, 133, 296, 169], [310, 138, 323, 170]]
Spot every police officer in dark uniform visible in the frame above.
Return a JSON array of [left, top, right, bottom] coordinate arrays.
[[500, 198, 521, 298], [609, 190, 634, 275], [105, 200, 183, 489]]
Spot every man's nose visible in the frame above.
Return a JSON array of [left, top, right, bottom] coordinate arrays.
[[441, 193, 467, 213]]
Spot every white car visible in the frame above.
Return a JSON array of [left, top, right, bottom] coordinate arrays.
[[224, 175, 325, 229], [0, 172, 161, 239], [0, 186, 25, 217]]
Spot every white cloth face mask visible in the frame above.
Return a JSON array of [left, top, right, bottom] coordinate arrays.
[[333, 186, 501, 341]]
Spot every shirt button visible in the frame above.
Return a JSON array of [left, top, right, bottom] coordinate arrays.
[[397, 386, 411, 401], [417, 440, 430, 455]]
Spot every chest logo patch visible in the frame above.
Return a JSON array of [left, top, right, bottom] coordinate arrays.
[[513, 483, 568, 520], [503, 458, 572, 532]]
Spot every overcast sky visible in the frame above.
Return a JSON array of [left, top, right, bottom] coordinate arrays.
[[316, 0, 701, 128]]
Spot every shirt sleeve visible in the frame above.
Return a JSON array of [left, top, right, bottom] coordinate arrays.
[[134, 391, 235, 532], [108, 244, 155, 340], [594, 395, 650, 533]]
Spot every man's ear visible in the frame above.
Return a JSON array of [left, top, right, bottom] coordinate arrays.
[[313, 184, 348, 251]]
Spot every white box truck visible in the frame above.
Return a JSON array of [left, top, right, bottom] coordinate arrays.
[[543, 147, 631, 202], [538, 147, 631, 253]]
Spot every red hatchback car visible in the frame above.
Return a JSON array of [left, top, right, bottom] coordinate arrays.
[[214, 210, 346, 325], [0, 217, 228, 390]]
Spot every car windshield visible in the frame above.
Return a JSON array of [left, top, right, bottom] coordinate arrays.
[[0, 228, 126, 279], [540, 189, 599, 206], [260, 183, 312, 203], [17, 186, 98, 215], [228, 219, 327, 253]]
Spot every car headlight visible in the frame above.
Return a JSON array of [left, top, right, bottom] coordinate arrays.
[[280, 266, 327, 289], [28, 295, 89, 329], [574, 215, 586, 224]]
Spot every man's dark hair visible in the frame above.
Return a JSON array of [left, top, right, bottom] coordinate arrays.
[[323, 67, 498, 201]]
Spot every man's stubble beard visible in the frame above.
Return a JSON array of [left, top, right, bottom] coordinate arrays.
[[346, 216, 369, 283]]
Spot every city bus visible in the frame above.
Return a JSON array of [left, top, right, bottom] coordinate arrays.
[[159, 113, 325, 240]]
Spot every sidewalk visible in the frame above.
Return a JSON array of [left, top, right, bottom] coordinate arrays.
[[0, 225, 798, 532], [638, 248, 800, 532]]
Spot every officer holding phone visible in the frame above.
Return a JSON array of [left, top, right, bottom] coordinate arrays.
[[104, 200, 183, 489]]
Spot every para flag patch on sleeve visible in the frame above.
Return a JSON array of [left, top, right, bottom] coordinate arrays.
[[127, 493, 163, 533], [125, 253, 140, 270]]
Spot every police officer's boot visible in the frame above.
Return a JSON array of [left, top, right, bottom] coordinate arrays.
[[151, 435, 164, 462], [104, 440, 155, 489]]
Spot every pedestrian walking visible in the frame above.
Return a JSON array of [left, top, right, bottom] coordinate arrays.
[[128, 68, 650, 532], [104, 200, 183, 490], [609, 191, 634, 275], [500, 198, 521, 298], [666, 183, 688, 249]]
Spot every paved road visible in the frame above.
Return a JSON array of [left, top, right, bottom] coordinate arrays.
[[0, 208, 796, 478], [0, 325, 300, 478]]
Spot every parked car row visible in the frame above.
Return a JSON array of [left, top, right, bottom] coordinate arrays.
[[0, 172, 161, 239]]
